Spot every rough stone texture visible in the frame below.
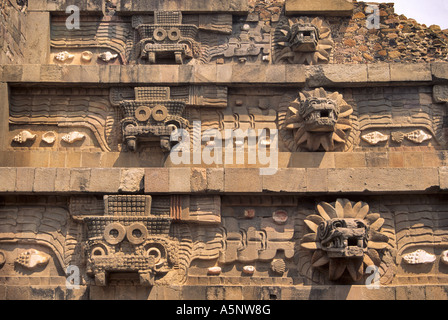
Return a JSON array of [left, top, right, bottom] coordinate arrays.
[[440, 167, 448, 190], [0, 1, 27, 65], [262, 168, 306, 192], [89, 168, 121, 193], [0, 0, 448, 302], [224, 168, 263, 193], [29, 0, 249, 13], [118, 168, 144, 193], [285, 0, 353, 16]]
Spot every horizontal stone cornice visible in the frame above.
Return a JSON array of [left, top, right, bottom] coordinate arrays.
[[1, 63, 446, 87], [1, 166, 446, 195]]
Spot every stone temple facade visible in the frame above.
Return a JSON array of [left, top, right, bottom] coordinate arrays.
[[0, 0, 448, 300]]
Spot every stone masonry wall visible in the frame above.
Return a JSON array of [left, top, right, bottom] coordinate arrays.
[[1, 0, 448, 301], [0, 0, 27, 64]]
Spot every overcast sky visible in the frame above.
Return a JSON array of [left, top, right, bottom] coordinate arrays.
[[373, 0, 448, 29]]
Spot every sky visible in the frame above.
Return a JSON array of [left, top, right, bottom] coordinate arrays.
[[373, 0, 448, 29]]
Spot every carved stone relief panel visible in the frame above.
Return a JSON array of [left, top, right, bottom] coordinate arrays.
[[299, 199, 394, 284], [0, 198, 83, 290], [352, 87, 446, 149], [278, 87, 359, 152], [8, 85, 446, 156], [9, 87, 121, 152], [80, 195, 176, 286], [2, 195, 448, 288], [50, 15, 132, 65], [274, 17, 334, 65]]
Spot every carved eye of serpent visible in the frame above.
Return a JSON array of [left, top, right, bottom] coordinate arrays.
[[317, 221, 330, 240]]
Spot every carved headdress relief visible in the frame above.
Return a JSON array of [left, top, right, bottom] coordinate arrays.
[[278, 88, 358, 152], [300, 199, 390, 282], [274, 17, 333, 65]]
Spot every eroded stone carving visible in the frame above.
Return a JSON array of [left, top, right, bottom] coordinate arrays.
[[15, 249, 50, 269], [391, 131, 405, 143], [402, 249, 436, 265], [441, 250, 448, 265], [82, 195, 175, 286], [406, 129, 432, 144], [10, 87, 119, 152], [301, 199, 390, 282], [119, 87, 189, 152], [271, 259, 286, 275], [274, 17, 333, 65], [278, 88, 357, 152], [13, 130, 36, 144], [54, 51, 74, 62], [42, 131, 57, 145], [134, 11, 200, 64], [62, 131, 86, 144], [98, 51, 118, 62], [362, 131, 389, 145], [0, 204, 80, 272], [81, 51, 93, 63]]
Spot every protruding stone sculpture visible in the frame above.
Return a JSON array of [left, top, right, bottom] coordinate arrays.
[[81, 51, 93, 63], [82, 195, 174, 286], [405, 130, 432, 144], [15, 249, 50, 270], [13, 130, 36, 144], [54, 51, 74, 62], [98, 51, 118, 62], [119, 87, 189, 152], [274, 17, 333, 64], [278, 88, 357, 152], [301, 199, 390, 281], [42, 131, 56, 145], [403, 249, 436, 265], [362, 131, 389, 145], [134, 11, 200, 64], [62, 131, 85, 144]]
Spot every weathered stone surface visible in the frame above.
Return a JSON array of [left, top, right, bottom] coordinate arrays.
[[144, 168, 169, 193], [2, 0, 448, 301], [327, 168, 439, 192], [33, 168, 56, 192], [89, 168, 121, 193], [69, 168, 91, 192], [390, 64, 432, 82], [433, 85, 448, 103], [285, 0, 354, 16], [23, 12, 50, 65], [15, 168, 35, 192], [262, 168, 306, 193], [118, 168, 144, 193], [224, 168, 262, 193], [0, 168, 16, 192], [440, 167, 448, 190], [367, 64, 391, 83], [431, 62, 448, 81]]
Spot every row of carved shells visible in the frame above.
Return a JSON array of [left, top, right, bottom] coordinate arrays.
[[12, 130, 85, 145], [362, 130, 433, 145], [54, 50, 119, 63]]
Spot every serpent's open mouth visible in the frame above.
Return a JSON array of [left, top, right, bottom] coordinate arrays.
[[301, 97, 339, 132], [318, 218, 368, 258]]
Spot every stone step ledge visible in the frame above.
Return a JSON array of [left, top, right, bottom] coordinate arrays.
[[1, 166, 443, 194], [1, 63, 444, 86], [1, 150, 446, 170]]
